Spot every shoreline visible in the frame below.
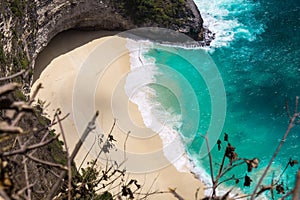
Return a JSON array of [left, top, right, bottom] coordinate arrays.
[[31, 30, 205, 199]]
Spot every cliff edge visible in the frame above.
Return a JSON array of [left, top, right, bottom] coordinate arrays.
[[0, 0, 204, 82]]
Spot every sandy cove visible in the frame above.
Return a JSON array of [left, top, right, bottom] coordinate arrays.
[[32, 30, 204, 199]]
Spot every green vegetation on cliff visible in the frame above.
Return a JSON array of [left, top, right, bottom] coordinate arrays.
[[118, 0, 187, 27]]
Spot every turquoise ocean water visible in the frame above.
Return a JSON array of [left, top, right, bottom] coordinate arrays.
[[127, 0, 300, 198]]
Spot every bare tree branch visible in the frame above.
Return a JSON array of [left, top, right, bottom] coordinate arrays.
[[26, 154, 67, 170], [250, 96, 300, 200], [0, 134, 59, 157], [22, 157, 31, 200], [0, 83, 20, 96], [200, 132, 215, 196], [0, 189, 10, 200], [0, 70, 26, 81], [46, 111, 99, 200], [56, 111, 72, 200]]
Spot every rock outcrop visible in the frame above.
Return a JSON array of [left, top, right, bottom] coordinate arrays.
[[0, 0, 204, 82]]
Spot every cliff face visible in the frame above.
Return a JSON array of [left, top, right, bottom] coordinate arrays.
[[0, 0, 204, 82]]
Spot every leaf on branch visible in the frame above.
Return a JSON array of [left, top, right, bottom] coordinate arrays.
[[108, 135, 116, 142], [276, 183, 285, 194], [288, 158, 298, 167], [217, 139, 221, 151], [244, 174, 252, 187], [225, 143, 238, 164], [245, 158, 259, 172], [122, 186, 134, 199], [224, 133, 229, 142]]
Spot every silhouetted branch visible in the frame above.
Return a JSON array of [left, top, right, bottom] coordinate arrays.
[[46, 111, 99, 200], [169, 188, 185, 200], [250, 96, 300, 200], [195, 187, 201, 200]]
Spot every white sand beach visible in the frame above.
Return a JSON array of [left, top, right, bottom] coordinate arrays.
[[32, 30, 204, 199]]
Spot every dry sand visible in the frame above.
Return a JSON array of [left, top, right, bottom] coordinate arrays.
[[32, 30, 205, 199]]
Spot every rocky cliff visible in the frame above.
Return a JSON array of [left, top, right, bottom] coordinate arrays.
[[0, 0, 204, 83]]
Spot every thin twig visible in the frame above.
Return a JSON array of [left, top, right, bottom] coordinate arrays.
[[195, 187, 201, 200], [11, 83, 42, 127], [1, 134, 59, 157], [250, 97, 300, 200], [0, 82, 20, 96], [46, 111, 99, 200], [23, 157, 31, 200], [78, 136, 97, 170], [56, 112, 71, 200], [16, 182, 36, 197], [201, 133, 215, 187], [26, 154, 67, 170], [219, 160, 245, 178], [0, 70, 26, 81], [80, 119, 116, 185], [124, 131, 130, 161], [0, 189, 10, 200]]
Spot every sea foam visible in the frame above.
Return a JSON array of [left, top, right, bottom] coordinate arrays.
[[125, 38, 198, 173], [125, 38, 227, 196], [124, 38, 269, 199], [194, 0, 265, 48]]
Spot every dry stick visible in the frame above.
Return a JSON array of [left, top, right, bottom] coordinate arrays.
[[275, 160, 291, 186], [0, 70, 26, 81], [11, 83, 42, 127], [216, 176, 243, 188], [195, 187, 201, 200], [1, 134, 59, 157], [213, 145, 228, 197], [200, 132, 215, 196], [250, 97, 299, 200], [11, 83, 43, 149], [80, 119, 116, 186], [292, 170, 300, 200], [26, 154, 67, 170], [56, 113, 71, 200], [46, 111, 99, 200], [0, 82, 20, 96], [78, 136, 97, 170], [144, 173, 161, 199], [17, 182, 36, 197], [219, 160, 245, 178], [124, 131, 130, 161], [0, 189, 10, 200], [23, 157, 31, 200]]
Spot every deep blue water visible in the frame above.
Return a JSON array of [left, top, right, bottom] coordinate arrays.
[[141, 0, 300, 198]]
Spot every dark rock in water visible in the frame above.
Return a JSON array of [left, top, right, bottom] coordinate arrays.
[[0, 0, 211, 81]]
